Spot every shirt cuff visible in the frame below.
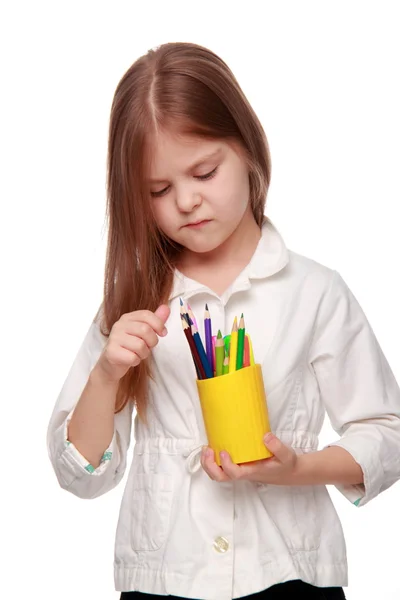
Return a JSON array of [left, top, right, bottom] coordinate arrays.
[[63, 412, 115, 476], [324, 436, 385, 507]]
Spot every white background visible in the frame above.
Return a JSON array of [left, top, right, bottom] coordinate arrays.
[[1, 1, 400, 599]]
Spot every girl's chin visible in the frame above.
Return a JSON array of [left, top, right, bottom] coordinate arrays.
[[182, 239, 224, 255]]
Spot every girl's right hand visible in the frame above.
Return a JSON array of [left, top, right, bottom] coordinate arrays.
[[94, 305, 171, 383]]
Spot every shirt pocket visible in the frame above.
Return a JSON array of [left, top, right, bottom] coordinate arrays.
[[257, 480, 321, 552], [130, 473, 174, 552]]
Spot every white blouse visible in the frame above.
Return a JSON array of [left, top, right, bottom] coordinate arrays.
[[47, 217, 400, 599]]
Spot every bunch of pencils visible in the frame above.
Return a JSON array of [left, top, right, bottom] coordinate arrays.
[[180, 299, 255, 380]]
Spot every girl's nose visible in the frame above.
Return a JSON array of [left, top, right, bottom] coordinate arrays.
[[175, 189, 202, 213]]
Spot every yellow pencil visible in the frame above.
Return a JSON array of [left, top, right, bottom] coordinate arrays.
[[229, 316, 238, 373]]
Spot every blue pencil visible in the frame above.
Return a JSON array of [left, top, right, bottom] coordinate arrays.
[[191, 323, 213, 379]]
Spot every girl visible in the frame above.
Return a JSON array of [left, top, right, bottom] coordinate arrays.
[[47, 42, 400, 600]]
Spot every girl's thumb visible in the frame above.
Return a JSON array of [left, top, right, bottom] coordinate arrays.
[[155, 304, 171, 324]]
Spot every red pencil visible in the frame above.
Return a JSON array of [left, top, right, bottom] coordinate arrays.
[[244, 335, 250, 367], [181, 316, 206, 379]]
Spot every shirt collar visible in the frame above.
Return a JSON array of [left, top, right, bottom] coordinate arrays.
[[169, 216, 289, 301]]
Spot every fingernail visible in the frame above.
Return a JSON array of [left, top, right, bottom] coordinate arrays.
[[206, 448, 213, 458], [264, 433, 273, 443], [220, 451, 227, 460], [161, 328, 168, 336]]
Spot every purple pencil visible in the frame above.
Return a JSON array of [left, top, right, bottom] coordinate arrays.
[[204, 304, 213, 374]]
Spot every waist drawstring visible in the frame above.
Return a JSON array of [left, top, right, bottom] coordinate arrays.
[[183, 445, 204, 474]]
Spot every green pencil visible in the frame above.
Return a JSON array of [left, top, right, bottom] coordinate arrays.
[[236, 314, 245, 370], [215, 330, 224, 377]]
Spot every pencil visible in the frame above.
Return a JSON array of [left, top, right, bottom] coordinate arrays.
[[191, 323, 213, 379], [229, 317, 238, 373], [224, 334, 231, 358], [236, 314, 245, 370], [181, 316, 206, 379], [212, 335, 217, 376], [247, 334, 255, 366], [180, 298, 190, 325], [215, 330, 224, 377], [187, 303, 198, 328], [244, 334, 250, 368], [204, 304, 213, 373], [223, 356, 229, 375]]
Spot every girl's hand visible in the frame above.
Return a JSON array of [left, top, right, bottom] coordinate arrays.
[[95, 305, 170, 383], [200, 433, 299, 485]]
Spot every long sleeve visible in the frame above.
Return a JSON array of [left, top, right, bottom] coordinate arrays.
[[309, 270, 400, 507], [47, 312, 134, 499]]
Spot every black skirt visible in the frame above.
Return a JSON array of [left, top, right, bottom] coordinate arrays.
[[120, 579, 346, 599]]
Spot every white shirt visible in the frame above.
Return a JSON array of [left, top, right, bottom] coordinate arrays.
[[47, 217, 400, 599]]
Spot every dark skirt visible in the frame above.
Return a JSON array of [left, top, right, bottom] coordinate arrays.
[[120, 579, 346, 599]]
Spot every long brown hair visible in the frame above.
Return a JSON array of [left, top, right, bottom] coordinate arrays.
[[100, 42, 272, 420]]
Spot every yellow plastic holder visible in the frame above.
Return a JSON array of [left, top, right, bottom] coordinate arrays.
[[196, 364, 273, 466]]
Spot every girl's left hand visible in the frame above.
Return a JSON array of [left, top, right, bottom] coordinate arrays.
[[200, 433, 299, 485]]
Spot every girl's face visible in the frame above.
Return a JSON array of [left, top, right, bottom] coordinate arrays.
[[148, 130, 253, 255]]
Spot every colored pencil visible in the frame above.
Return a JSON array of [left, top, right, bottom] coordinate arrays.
[[224, 334, 231, 357], [248, 334, 255, 366], [181, 316, 206, 379], [187, 303, 198, 328], [212, 335, 217, 375], [180, 298, 190, 325], [236, 314, 245, 370], [215, 330, 224, 377], [223, 356, 229, 375], [204, 304, 213, 373], [191, 323, 213, 379], [229, 317, 238, 373], [244, 335, 250, 367]]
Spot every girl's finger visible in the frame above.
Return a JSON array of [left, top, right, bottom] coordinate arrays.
[[201, 448, 230, 482], [103, 346, 141, 368], [113, 336, 150, 361], [122, 321, 159, 349], [123, 310, 169, 337], [219, 451, 243, 480]]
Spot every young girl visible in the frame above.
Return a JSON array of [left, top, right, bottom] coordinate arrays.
[[47, 42, 400, 600]]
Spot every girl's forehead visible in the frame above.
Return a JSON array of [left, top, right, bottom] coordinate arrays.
[[147, 132, 228, 177]]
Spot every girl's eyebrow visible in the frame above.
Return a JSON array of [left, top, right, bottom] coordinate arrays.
[[148, 148, 222, 183]]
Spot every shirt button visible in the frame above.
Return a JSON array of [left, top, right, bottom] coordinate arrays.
[[213, 536, 229, 553]]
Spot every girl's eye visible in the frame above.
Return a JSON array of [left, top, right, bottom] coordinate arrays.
[[150, 166, 218, 198], [151, 186, 170, 198], [195, 166, 218, 181]]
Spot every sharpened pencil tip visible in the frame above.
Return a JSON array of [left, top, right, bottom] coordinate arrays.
[[205, 303, 209, 310], [231, 316, 238, 333], [179, 298, 184, 306]]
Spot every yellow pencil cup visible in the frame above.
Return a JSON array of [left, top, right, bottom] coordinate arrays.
[[196, 364, 273, 466]]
